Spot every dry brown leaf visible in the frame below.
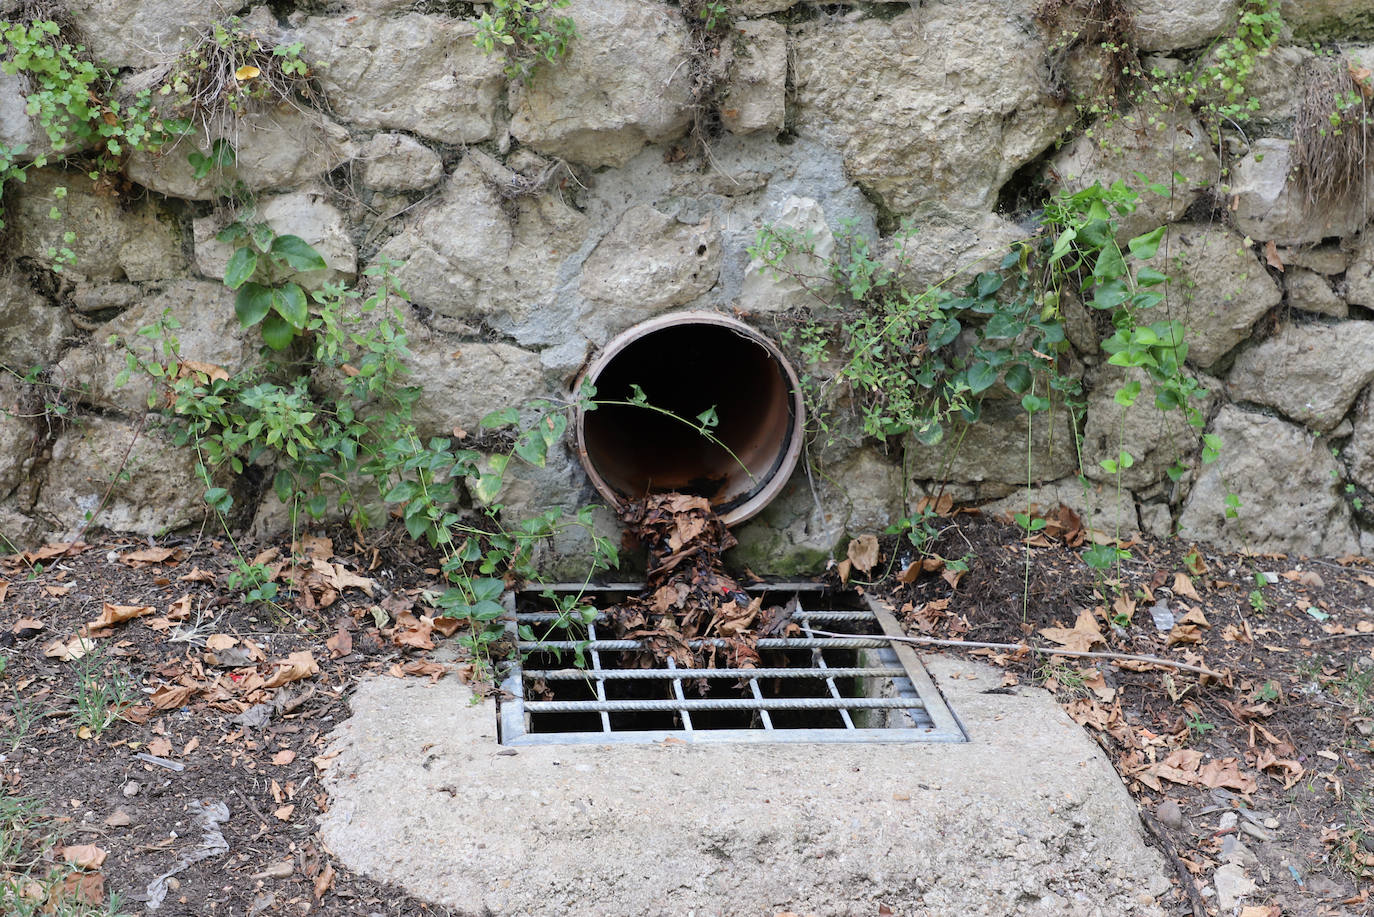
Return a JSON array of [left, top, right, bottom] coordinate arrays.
[[183, 737, 200, 755], [60, 844, 107, 870], [118, 547, 185, 567], [431, 616, 462, 638], [326, 563, 375, 596], [167, 594, 193, 621], [89, 603, 155, 630], [273, 804, 295, 821], [1239, 906, 1280, 917], [150, 684, 196, 710], [147, 737, 173, 757], [392, 614, 435, 651], [846, 534, 880, 575], [43, 583, 73, 597], [1038, 608, 1105, 653], [397, 659, 447, 682], [314, 862, 336, 900], [205, 634, 238, 652], [835, 558, 852, 584], [1263, 239, 1284, 271], [1080, 668, 1117, 703], [1172, 572, 1200, 602], [12, 616, 43, 636], [45, 636, 95, 661], [326, 627, 352, 658], [0, 578, 8, 604], [178, 567, 216, 583], [272, 749, 297, 766], [260, 651, 319, 689], [177, 360, 230, 383]]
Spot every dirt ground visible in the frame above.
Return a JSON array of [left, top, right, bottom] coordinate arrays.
[[0, 506, 1371, 916]]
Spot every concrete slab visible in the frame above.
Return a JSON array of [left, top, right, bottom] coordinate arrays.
[[318, 656, 1172, 916]]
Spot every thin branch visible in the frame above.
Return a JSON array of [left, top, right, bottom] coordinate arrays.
[[806, 628, 1226, 679]]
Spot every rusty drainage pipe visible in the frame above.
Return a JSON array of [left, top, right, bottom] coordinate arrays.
[[574, 312, 805, 527]]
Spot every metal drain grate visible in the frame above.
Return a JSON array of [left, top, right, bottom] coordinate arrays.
[[498, 584, 965, 745]]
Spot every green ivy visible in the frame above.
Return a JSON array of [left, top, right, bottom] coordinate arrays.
[[473, 0, 578, 84]]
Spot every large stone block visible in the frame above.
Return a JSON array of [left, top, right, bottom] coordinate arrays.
[[1227, 321, 1374, 432], [55, 280, 254, 415], [193, 188, 356, 286], [10, 170, 185, 283], [37, 416, 210, 539], [357, 133, 444, 192], [1284, 0, 1374, 38], [125, 106, 356, 201], [294, 13, 504, 145], [721, 19, 786, 136], [508, 0, 693, 167], [377, 153, 588, 332], [1082, 367, 1217, 490], [791, 2, 1074, 213], [402, 334, 548, 440], [0, 273, 69, 369], [1342, 231, 1374, 308], [1230, 139, 1372, 245], [1050, 109, 1217, 240], [0, 377, 36, 498], [1124, 0, 1240, 52], [1178, 406, 1359, 556], [1143, 225, 1282, 370], [63, 0, 242, 69], [904, 397, 1080, 487], [579, 205, 721, 335], [1286, 268, 1347, 317], [884, 205, 1027, 292], [1346, 389, 1374, 493], [739, 196, 836, 314], [982, 478, 1140, 537]]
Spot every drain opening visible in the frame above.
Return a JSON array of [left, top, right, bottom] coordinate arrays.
[[498, 585, 966, 746]]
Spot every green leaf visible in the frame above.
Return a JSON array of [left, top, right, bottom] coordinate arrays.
[[696, 405, 719, 429], [1021, 393, 1049, 413], [1114, 380, 1142, 407], [272, 282, 308, 329], [927, 317, 961, 348], [203, 487, 232, 511], [260, 311, 296, 350], [514, 429, 548, 467], [479, 407, 519, 428], [1127, 226, 1166, 260], [224, 246, 258, 289], [1003, 363, 1032, 394], [975, 272, 1003, 298], [270, 234, 327, 272], [983, 312, 1023, 340], [1136, 267, 1168, 287], [234, 282, 273, 327], [967, 361, 998, 394]]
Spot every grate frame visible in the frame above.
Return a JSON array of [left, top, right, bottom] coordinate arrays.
[[498, 584, 965, 745]]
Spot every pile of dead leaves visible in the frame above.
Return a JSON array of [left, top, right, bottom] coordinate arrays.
[[604, 493, 795, 676]]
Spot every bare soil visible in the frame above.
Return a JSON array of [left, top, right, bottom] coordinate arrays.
[[0, 507, 1371, 915]]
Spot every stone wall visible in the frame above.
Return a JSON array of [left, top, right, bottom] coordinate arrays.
[[2, 0, 1374, 568]]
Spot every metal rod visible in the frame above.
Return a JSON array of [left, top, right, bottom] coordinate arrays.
[[797, 598, 855, 730], [747, 677, 773, 730], [522, 666, 909, 681], [524, 697, 929, 713], [519, 637, 894, 651], [515, 610, 876, 624], [586, 620, 611, 733], [666, 656, 693, 732]]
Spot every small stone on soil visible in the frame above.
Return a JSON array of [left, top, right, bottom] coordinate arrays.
[[104, 808, 134, 827], [122, 781, 140, 797], [1156, 799, 1183, 830]]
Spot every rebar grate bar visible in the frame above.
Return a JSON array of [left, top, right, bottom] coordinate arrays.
[[498, 586, 966, 746]]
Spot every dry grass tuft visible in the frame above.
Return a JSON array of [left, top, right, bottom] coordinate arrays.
[[1294, 56, 1372, 209]]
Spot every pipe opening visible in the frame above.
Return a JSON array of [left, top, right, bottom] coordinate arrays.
[[576, 314, 805, 527]]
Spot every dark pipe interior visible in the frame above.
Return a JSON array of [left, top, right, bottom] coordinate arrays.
[[582, 324, 796, 512]]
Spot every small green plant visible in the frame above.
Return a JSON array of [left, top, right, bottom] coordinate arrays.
[[1183, 710, 1216, 741], [226, 561, 279, 606], [219, 218, 329, 350], [1251, 679, 1280, 703], [1035, 661, 1087, 697], [473, 0, 578, 84], [3, 693, 40, 753], [697, 1, 730, 31], [1248, 571, 1267, 612], [66, 647, 135, 738]]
